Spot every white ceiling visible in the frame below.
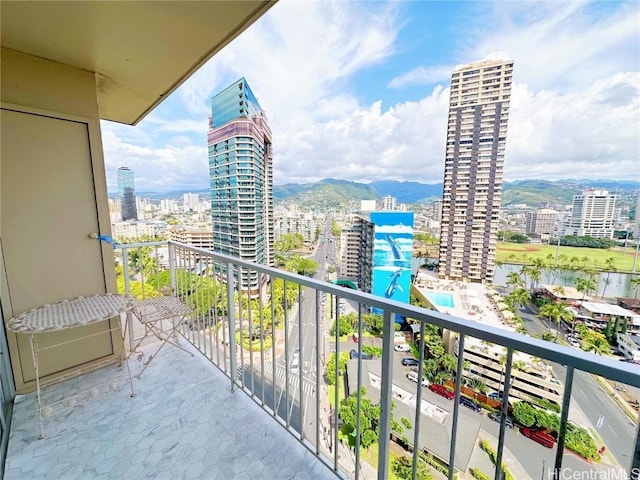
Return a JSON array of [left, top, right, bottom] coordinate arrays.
[[1, 1, 275, 125]]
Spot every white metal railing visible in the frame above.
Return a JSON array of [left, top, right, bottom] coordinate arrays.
[[117, 240, 640, 480]]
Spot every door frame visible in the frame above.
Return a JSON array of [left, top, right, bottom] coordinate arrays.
[[0, 102, 119, 393]]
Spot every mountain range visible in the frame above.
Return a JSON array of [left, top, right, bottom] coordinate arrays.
[[131, 178, 639, 209], [273, 178, 640, 208]]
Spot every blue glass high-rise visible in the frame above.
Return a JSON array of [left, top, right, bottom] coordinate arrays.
[[208, 78, 274, 292], [117, 166, 137, 221]]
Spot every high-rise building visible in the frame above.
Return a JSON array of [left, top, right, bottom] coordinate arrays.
[[634, 194, 640, 240], [381, 195, 397, 211], [525, 209, 558, 235], [438, 58, 513, 283], [117, 167, 137, 221], [567, 189, 616, 239], [339, 216, 374, 293], [208, 78, 273, 291]]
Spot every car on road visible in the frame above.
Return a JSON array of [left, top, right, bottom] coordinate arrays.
[[566, 337, 581, 348], [291, 358, 300, 374], [488, 412, 514, 428], [394, 343, 411, 352], [401, 357, 419, 367], [349, 349, 373, 360], [460, 396, 481, 412], [407, 370, 429, 387], [352, 333, 359, 343], [428, 384, 454, 400], [521, 427, 555, 448]]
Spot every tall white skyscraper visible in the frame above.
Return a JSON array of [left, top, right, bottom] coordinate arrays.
[[567, 189, 616, 239], [438, 58, 513, 283]]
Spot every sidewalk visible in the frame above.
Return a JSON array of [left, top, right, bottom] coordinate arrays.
[[466, 431, 531, 480]]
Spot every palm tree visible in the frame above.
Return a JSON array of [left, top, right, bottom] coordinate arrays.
[[582, 334, 610, 356], [601, 257, 617, 299], [506, 272, 524, 292], [529, 261, 543, 291], [631, 276, 640, 299], [539, 302, 572, 341], [576, 275, 597, 307], [508, 288, 531, 310]]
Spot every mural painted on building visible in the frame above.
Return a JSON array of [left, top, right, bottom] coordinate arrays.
[[371, 212, 414, 308]]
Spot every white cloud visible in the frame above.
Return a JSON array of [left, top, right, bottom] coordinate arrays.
[[102, 129, 208, 192], [177, 0, 400, 132], [388, 65, 454, 88], [464, 1, 640, 91], [100, 0, 639, 193]]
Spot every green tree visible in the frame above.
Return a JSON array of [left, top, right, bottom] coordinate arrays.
[[506, 288, 531, 310], [535, 410, 560, 432], [339, 387, 410, 450], [326, 352, 349, 386], [539, 302, 572, 340], [362, 313, 384, 335], [391, 456, 432, 480], [582, 331, 611, 355], [506, 272, 524, 292], [576, 275, 597, 305], [274, 233, 304, 253], [512, 401, 536, 427], [601, 257, 617, 299]]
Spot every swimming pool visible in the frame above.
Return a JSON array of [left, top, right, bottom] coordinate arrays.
[[424, 292, 455, 308]]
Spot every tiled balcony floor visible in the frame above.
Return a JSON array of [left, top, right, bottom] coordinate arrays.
[[5, 341, 339, 480]]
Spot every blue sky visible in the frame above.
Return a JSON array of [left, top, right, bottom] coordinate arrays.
[[101, 0, 640, 193]]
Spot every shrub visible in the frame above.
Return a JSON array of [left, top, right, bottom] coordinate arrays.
[[565, 424, 599, 460], [470, 468, 491, 480], [529, 396, 561, 413], [391, 455, 432, 480], [418, 452, 458, 480], [512, 402, 536, 427], [479, 439, 514, 480]]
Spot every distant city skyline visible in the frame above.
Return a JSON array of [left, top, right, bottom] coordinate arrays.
[[101, 1, 639, 193]]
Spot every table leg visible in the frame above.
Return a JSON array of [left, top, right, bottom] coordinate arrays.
[[121, 312, 136, 398], [29, 334, 46, 440]]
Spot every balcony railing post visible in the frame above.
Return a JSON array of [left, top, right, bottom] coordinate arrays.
[[494, 348, 513, 480], [121, 246, 134, 351], [449, 334, 465, 480], [553, 366, 575, 480], [226, 262, 237, 392], [632, 420, 640, 480], [377, 309, 394, 480], [168, 242, 177, 294]]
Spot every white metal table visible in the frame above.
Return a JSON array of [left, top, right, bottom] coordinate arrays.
[[6, 293, 136, 438]]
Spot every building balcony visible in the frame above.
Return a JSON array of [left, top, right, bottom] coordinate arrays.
[[6, 240, 640, 479]]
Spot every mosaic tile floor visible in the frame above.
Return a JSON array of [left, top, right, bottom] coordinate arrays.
[[5, 341, 340, 479]]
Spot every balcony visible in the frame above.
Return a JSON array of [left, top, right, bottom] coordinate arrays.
[[6, 240, 640, 479]]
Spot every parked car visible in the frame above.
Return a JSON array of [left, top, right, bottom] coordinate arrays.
[[488, 412, 514, 428], [460, 396, 481, 412], [521, 427, 555, 448], [567, 337, 581, 348], [401, 357, 420, 367], [352, 333, 359, 343], [394, 343, 411, 352], [429, 384, 454, 400], [349, 349, 372, 360], [406, 370, 429, 387]]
